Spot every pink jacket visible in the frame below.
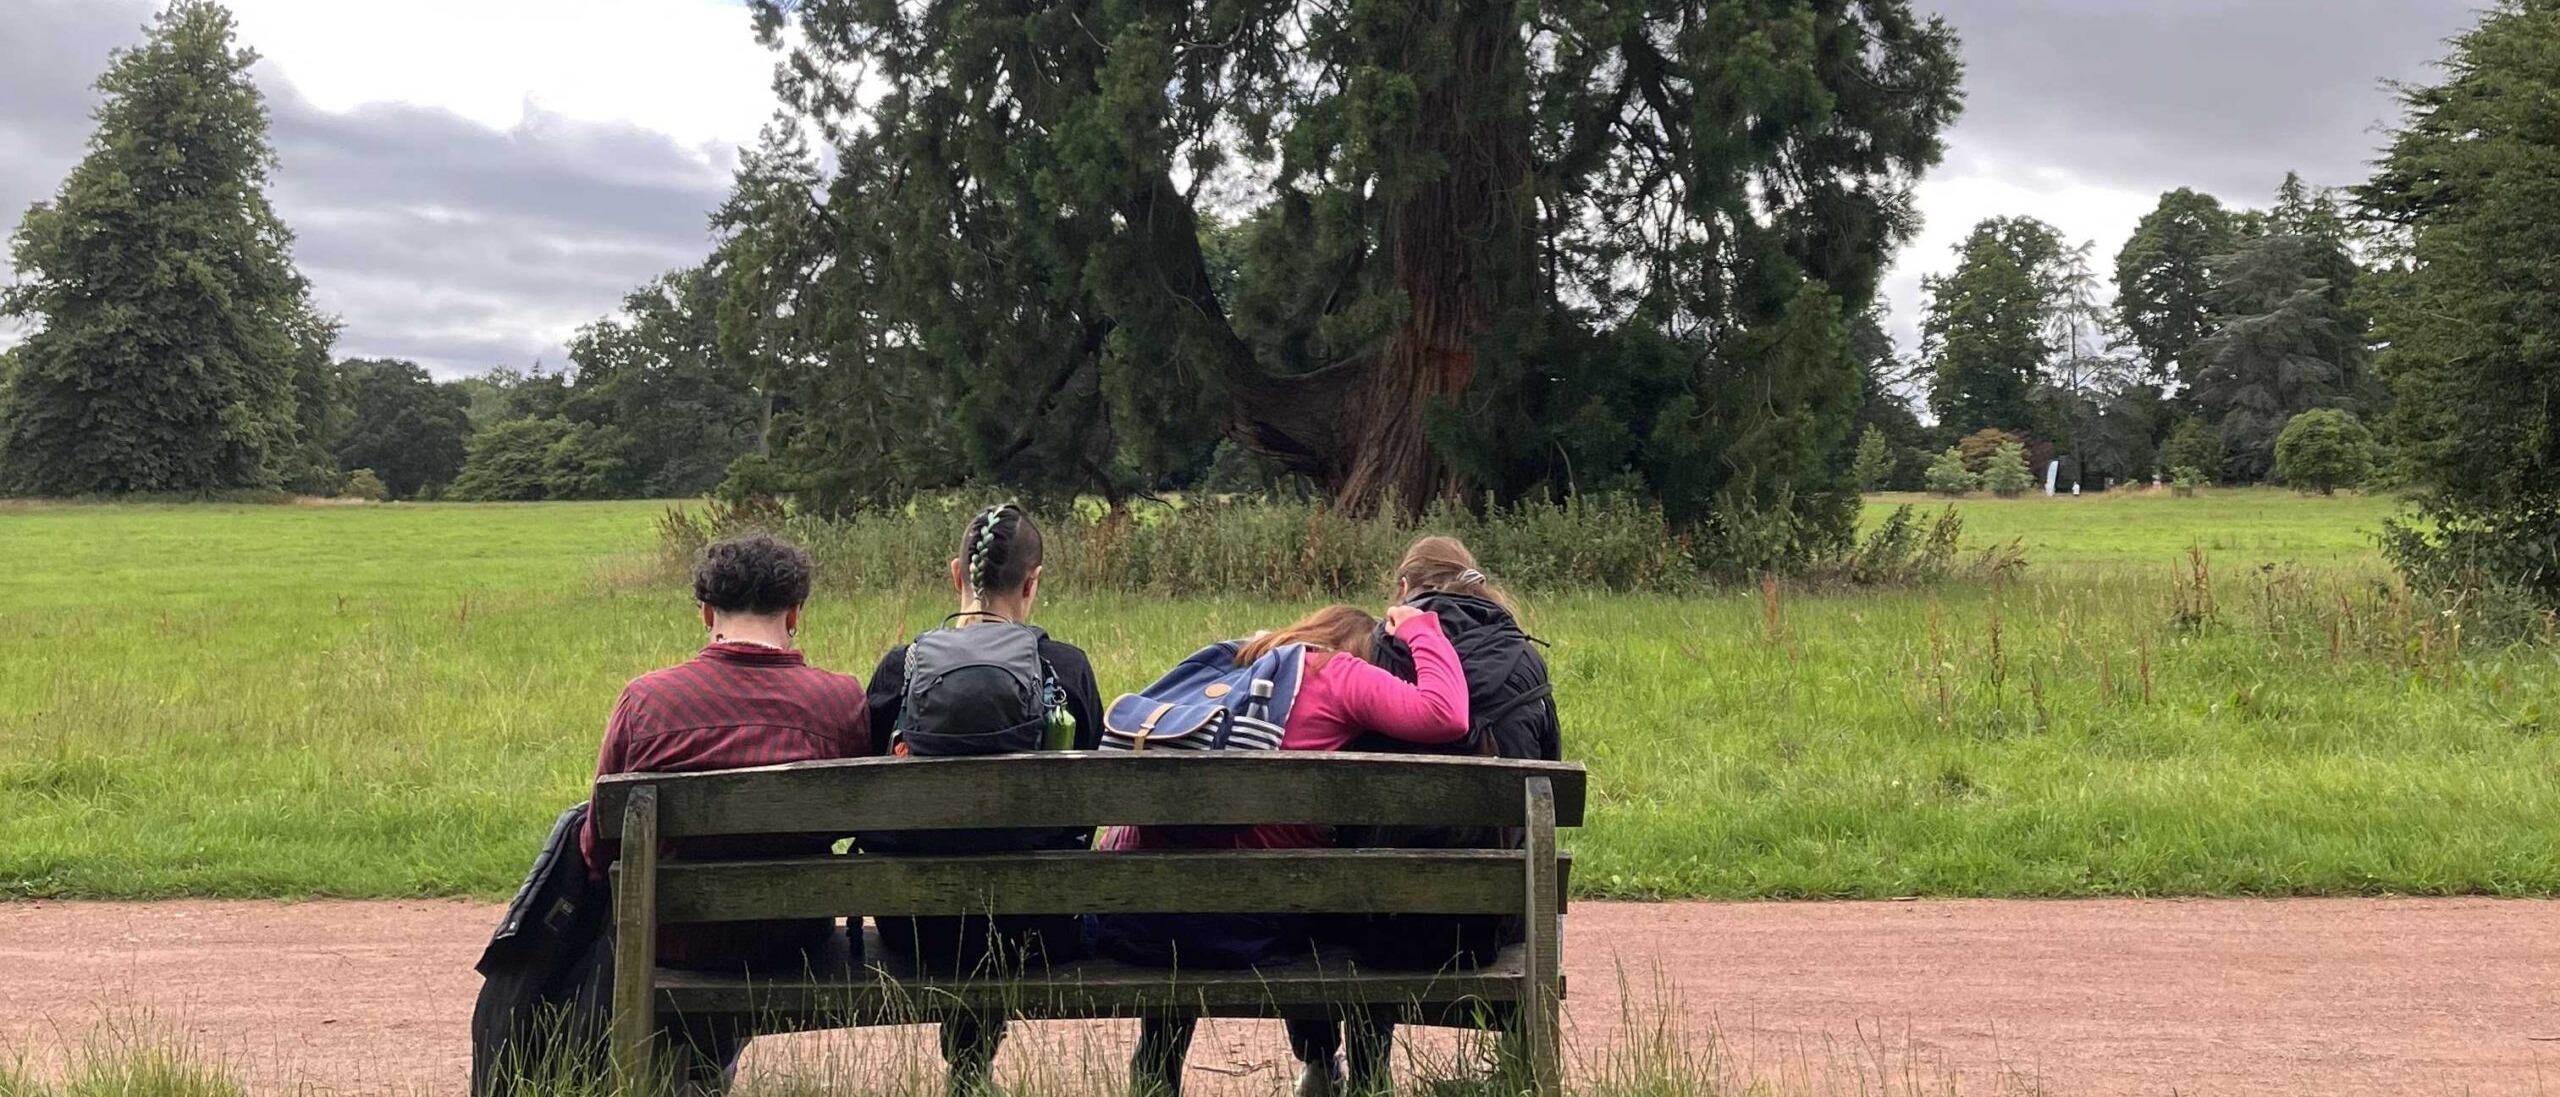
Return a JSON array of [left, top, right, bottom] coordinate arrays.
[[1279, 611, 1471, 753], [1146, 612, 1470, 851]]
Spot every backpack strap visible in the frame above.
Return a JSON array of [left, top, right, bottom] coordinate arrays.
[[1474, 682, 1555, 739], [1132, 702, 1175, 751]]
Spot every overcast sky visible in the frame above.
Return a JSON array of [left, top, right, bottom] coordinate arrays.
[[0, 0, 2485, 377]]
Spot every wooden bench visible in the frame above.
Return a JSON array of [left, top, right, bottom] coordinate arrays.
[[592, 752, 1585, 1093]]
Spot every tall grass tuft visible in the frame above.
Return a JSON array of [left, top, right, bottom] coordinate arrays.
[[0, 1033, 248, 1097], [658, 495, 2006, 599], [5, 996, 2033, 1097]]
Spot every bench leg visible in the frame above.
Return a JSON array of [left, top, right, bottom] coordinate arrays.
[[1130, 1014, 1197, 1097], [1515, 776, 1565, 1095], [610, 787, 661, 1095]]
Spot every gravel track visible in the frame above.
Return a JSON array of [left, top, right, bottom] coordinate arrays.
[[2, 897, 2552, 1096]]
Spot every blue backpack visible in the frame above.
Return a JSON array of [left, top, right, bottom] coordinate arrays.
[[1100, 640, 1303, 752], [1088, 640, 1311, 969]]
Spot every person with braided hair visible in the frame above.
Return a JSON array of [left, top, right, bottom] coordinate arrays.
[[861, 503, 1106, 1096]]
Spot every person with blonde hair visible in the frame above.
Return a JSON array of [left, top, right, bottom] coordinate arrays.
[[1282, 535, 1565, 1094], [1375, 535, 1557, 761], [1112, 601, 1470, 1097]]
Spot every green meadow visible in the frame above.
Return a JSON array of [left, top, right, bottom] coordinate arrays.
[[0, 491, 2553, 901]]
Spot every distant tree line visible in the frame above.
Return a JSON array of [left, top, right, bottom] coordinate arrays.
[[301, 267, 762, 501], [1851, 173, 2383, 498]]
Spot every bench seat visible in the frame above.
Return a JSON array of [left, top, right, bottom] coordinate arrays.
[[656, 927, 1560, 1030]]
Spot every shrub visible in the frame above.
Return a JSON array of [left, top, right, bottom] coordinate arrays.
[[657, 491, 2013, 598], [1957, 428, 2025, 473], [1924, 447, 1977, 496], [1821, 504, 1964, 586], [447, 418, 627, 502], [539, 423, 628, 500], [2170, 466, 2204, 497], [446, 418, 564, 502], [2384, 500, 2560, 637], [2160, 418, 2225, 481], [1982, 441, 2035, 497], [344, 469, 389, 502], [714, 452, 792, 506], [2273, 409, 2374, 495], [1851, 426, 1894, 493]]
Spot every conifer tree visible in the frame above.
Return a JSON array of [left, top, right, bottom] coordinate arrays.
[[742, 0, 1964, 558], [2361, 0, 2560, 608], [1924, 446, 1977, 497], [2191, 229, 2366, 483], [1981, 440, 2035, 497], [1852, 426, 1895, 493]]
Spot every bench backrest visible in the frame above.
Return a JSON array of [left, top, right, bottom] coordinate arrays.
[[598, 753, 1585, 1093], [594, 752, 1584, 923]]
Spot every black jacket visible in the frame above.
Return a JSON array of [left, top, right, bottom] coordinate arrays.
[[471, 804, 611, 1096], [1359, 591, 1561, 762]]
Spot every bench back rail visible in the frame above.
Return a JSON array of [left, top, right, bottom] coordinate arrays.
[[594, 752, 1586, 838]]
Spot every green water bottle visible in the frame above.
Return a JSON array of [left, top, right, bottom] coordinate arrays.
[[1042, 697, 1077, 751]]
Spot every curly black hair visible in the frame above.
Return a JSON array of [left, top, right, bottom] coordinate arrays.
[[693, 533, 814, 615]]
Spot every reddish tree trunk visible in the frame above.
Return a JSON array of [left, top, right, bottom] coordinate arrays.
[[1229, 0, 1532, 515]]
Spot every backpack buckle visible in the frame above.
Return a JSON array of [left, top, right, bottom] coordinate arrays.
[[1133, 702, 1174, 751]]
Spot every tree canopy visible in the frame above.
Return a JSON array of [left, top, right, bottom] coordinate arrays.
[[561, 267, 764, 499], [1923, 217, 2067, 436], [2114, 189, 2238, 393], [2191, 228, 2367, 483], [2273, 408, 2374, 495], [2361, 0, 2560, 607], [0, 0, 335, 495], [735, 0, 1963, 556], [336, 359, 471, 499]]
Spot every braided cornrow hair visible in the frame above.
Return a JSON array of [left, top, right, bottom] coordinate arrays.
[[960, 502, 1043, 598]]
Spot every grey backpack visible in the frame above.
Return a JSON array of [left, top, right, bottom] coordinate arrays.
[[895, 612, 1055, 756]]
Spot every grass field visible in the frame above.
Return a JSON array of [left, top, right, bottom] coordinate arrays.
[[0, 489, 2553, 901]]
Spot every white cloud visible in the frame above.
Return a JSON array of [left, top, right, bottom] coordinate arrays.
[[221, 0, 781, 156], [1881, 153, 2165, 355], [2, 0, 789, 375]]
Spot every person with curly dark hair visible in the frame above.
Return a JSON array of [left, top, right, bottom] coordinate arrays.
[[576, 532, 870, 1094]]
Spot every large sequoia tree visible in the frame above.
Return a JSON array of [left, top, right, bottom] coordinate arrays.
[[744, 0, 1960, 538]]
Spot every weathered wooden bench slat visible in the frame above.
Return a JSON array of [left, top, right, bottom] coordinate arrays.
[[607, 786, 659, 1091], [1516, 775, 1565, 1094], [654, 944, 1560, 1027], [655, 849, 1563, 923], [593, 753, 1587, 839]]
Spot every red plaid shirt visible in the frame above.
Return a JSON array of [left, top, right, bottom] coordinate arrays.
[[580, 641, 869, 968]]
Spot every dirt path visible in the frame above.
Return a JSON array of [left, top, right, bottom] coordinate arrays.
[[1, 898, 2553, 1096]]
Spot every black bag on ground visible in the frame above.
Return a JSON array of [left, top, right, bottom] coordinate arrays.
[[894, 612, 1054, 757], [1340, 592, 1562, 970], [470, 804, 612, 1096]]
